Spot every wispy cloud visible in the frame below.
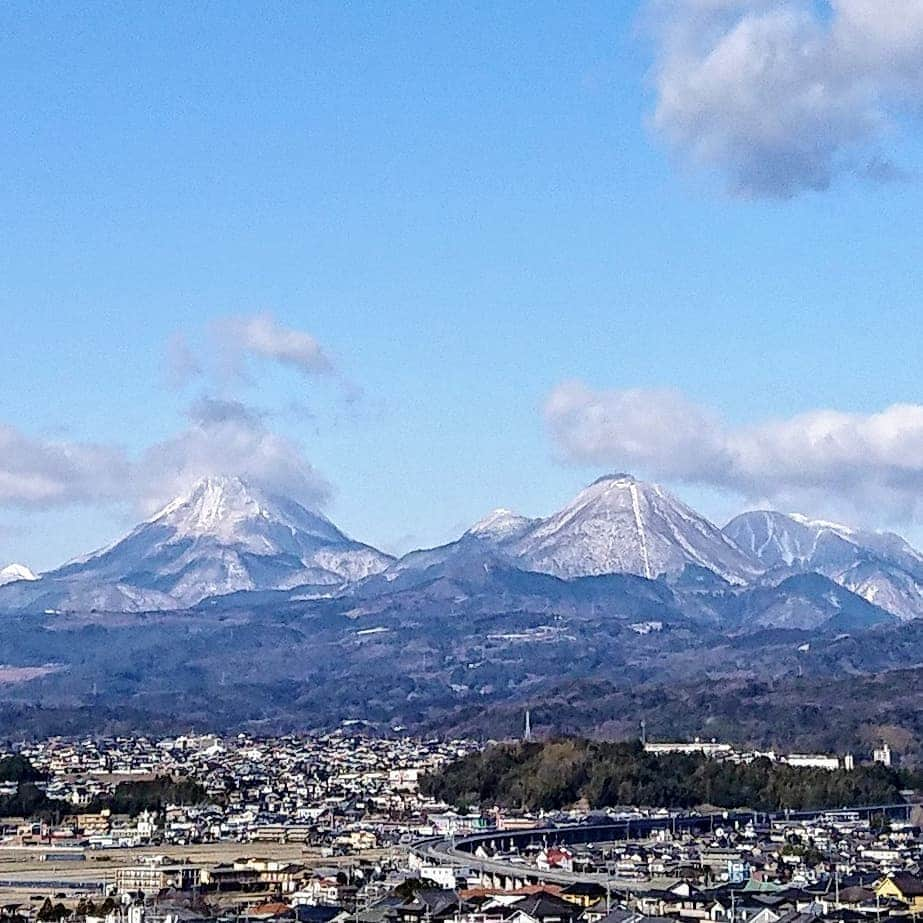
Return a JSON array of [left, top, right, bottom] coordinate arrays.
[[214, 312, 334, 380], [648, 0, 923, 197], [169, 312, 358, 399], [546, 380, 923, 522], [165, 332, 203, 390], [0, 313, 349, 518]]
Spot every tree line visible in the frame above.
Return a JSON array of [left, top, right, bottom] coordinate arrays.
[[421, 739, 918, 812], [0, 756, 208, 821]]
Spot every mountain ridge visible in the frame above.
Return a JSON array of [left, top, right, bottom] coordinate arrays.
[[0, 473, 919, 745], [724, 509, 923, 621], [506, 474, 759, 583]]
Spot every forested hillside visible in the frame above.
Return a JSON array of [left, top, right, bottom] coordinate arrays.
[[422, 739, 916, 812]]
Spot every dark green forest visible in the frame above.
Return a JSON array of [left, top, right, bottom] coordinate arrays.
[[0, 754, 47, 782], [85, 776, 208, 814], [0, 782, 68, 819], [421, 739, 918, 812]]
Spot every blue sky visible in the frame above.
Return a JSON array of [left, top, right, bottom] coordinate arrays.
[[4, 1, 923, 569]]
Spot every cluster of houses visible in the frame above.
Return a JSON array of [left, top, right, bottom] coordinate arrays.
[[3, 733, 479, 849], [2, 737, 923, 923], [642, 740, 893, 772], [9, 843, 923, 923]]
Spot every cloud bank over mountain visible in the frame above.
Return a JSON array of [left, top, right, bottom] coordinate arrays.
[[132, 398, 331, 516], [546, 380, 923, 521], [0, 400, 329, 519], [648, 0, 923, 197], [0, 315, 336, 518]]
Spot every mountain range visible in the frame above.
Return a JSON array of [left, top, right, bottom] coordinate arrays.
[[2, 472, 923, 627], [5, 472, 923, 748]]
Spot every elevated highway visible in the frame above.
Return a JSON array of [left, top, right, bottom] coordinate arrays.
[[412, 803, 914, 889]]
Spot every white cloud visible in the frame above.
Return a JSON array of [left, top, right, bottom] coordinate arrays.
[[545, 382, 731, 481], [133, 397, 330, 515], [648, 0, 923, 197], [0, 398, 329, 517], [546, 381, 923, 522], [0, 316, 344, 535], [0, 425, 129, 509], [215, 312, 334, 379]]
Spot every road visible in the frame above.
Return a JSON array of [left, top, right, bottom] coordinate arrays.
[[413, 803, 914, 888]]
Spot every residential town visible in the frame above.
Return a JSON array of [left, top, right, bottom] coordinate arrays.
[[0, 734, 921, 923], [4, 732, 479, 849]]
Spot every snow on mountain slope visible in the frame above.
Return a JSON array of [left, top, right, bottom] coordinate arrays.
[[374, 509, 535, 588], [724, 510, 858, 570], [724, 510, 923, 621], [509, 474, 759, 583], [0, 476, 392, 612], [466, 508, 536, 543], [150, 475, 347, 547], [0, 564, 38, 586]]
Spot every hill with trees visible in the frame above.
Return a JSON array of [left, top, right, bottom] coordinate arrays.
[[421, 739, 916, 812]]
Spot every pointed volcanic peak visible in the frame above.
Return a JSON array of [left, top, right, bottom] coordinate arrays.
[[148, 474, 347, 548], [0, 564, 38, 587], [724, 509, 923, 621], [510, 474, 760, 583], [0, 475, 393, 613]]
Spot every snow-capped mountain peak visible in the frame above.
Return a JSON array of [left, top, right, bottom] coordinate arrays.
[[724, 510, 921, 572], [723, 509, 923, 621], [151, 474, 266, 532], [149, 475, 344, 546], [724, 510, 832, 569], [466, 508, 535, 542], [0, 475, 393, 612], [0, 563, 38, 587], [510, 474, 758, 583]]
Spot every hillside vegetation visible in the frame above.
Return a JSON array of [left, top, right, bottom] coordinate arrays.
[[421, 739, 916, 812]]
